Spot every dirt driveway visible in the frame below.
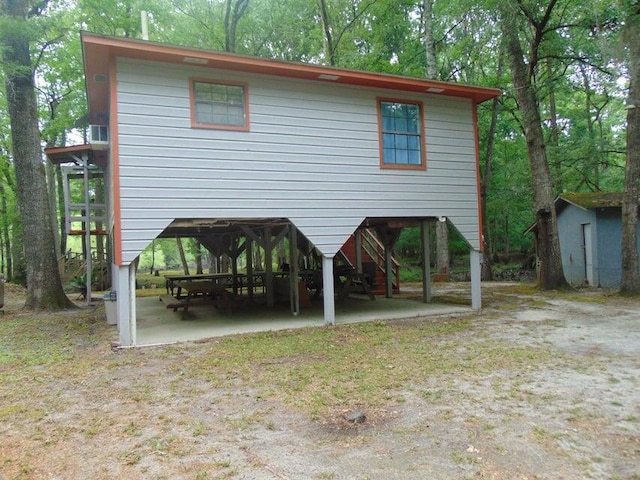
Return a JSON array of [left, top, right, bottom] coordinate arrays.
[[0, 283, 638, 479]]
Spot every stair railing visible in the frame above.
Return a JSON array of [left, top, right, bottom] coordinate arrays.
[[360, 229, 400, 288]]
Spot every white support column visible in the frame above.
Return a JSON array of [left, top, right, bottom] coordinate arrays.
[[421, 220, 432, 303], [116, 263, 136, 346], [470, 249, 482, 310], [322, 255, 335, 325], [129, 259, 137, 345]]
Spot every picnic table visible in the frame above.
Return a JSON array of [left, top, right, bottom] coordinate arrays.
[[165, 272, 267, 297], [165, 273, 234, 297], [159, 280, 235, 315], [336, 271, 375, 301]]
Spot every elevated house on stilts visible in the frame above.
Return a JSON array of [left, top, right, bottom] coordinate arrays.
[[47, 33, 500, 347]]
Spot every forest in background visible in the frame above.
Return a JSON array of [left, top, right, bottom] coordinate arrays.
[[0, 0, 635, 290]]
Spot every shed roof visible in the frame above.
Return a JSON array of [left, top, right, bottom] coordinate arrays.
[[558, 192, 626, 210], [523, 192, 638, 236], [556, 192, 640, 212], [81, 32, 501, 125]]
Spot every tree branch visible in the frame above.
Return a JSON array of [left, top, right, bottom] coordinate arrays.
[[332, 0, 378, 63], [33, 36, 63, 72], [517, 0, 559, 80]]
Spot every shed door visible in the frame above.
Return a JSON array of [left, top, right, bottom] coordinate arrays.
[[582, 223, 593, 285]]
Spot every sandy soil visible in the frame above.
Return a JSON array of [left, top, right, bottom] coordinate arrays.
[[1, 283, 639, 480]]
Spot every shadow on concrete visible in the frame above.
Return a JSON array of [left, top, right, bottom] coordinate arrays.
[[135, 291, 470, 346]]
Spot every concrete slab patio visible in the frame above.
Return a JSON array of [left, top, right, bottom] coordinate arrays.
[[135, 293, 470, 346]]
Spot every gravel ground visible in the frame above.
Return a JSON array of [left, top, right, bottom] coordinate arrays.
[[0, 283, 638, 480]]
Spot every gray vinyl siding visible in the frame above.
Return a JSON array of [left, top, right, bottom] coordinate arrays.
[[115, 58, 481, 263]]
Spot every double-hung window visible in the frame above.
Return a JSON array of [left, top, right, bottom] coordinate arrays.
[[190, 79, 249, 131], [378, 99, 425, 169]]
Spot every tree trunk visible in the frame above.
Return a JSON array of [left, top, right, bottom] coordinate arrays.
[[620, 4, 640, 295], [423, 0, 449, 276], [194, 239, 203, 274], [480, 101, 497, 281], [480, 47, 503, 281], [224, 0, 249, 53], [1, 0, 73, 309], [423, 0, 437, 79], [500, 6, 567, 290], [547, 58, 563, 194], [579, 64, 600, 190], [11, 224, 26, 285], [176, 237, 190, 275], [150, 239, 156, 274], [278, 238, 286, 269], [221, 254, 230, 273], [0, 181, 11, 280], [45, 150, 60, 259], [317, 0, 336, 66], [436, 220, 449, 275], [254, 245, 263, 271]]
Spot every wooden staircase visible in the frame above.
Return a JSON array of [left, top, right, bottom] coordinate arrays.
[[339, 230, 400, 295]]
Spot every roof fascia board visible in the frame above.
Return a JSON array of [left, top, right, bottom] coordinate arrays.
[[556, 196, 589, 212], [81, 32, 501, 105]]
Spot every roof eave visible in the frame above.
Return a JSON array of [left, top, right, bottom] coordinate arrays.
[[82, 32, 501, 124]]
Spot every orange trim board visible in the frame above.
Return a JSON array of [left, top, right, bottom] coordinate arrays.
[[472, 103, 484, 253], [109, 55, 123, 266]]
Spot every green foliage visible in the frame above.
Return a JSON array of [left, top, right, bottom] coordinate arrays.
[[0, 0, 634, 273]]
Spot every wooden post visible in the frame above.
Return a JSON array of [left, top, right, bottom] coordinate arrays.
[[375, 225, 401, 299], [82, 151, 92, 305], [355, 230, 362, 273], [265, 226, 274, 307], [385, 247, 393, 298], [289, 223, 299, 315], [231, 236, 239, 296], [421, 220, 432, 303], [246, 237, 254, 299]]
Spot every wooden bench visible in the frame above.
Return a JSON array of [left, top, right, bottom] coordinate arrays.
[[159, 294, 187, 312]]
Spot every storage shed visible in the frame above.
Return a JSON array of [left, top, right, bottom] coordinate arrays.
[[556, 192, 640, 288]]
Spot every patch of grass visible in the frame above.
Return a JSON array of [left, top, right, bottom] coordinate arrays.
[[175, 317, 557, 420], [430, 294, 471, 306], [561, 294, 608, 304], [191, 419, 209, 437], [314, 472, 337, 479], [121, 449, 143, 465], [224, 409, 268, 431], [0, 305, 108, 379], [123, 421, 143, 436], [0, 404, 47, 422]]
